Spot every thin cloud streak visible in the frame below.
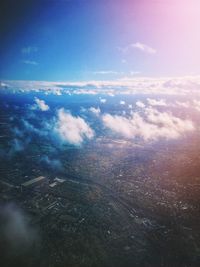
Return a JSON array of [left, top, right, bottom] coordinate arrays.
[[21, 46, 38, 54], [118, 42, 156, 55], [22, 60, 38, 66]]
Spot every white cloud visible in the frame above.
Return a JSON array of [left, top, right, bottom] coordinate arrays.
[[129, 71, 141, 75], [175, 101, 190, 108], [22, 60, 38, 66], [193, 100, 200, 111], [89, 107, 101, 116], [147, 98, 167, 106], [175, 100, 200, 111], [93, 70, 122, 75], [55, 108, 94, 145], [102, 107, 194, 142], [100, 97, 107, 103], [136, 101, 145, 108], [10, 107, 95, 149], [21, 46, 38, 54], [119, 42, 156, 55], [120, 100, 126, 105], [34, 97, 49, 111], [0, 82, 8, 88], [3, 75, 200, 96], [132, 42, 156, 54]]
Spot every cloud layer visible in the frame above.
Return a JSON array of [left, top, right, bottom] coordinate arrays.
[[2, 76, 200, 97]]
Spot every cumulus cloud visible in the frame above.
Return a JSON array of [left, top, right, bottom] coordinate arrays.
[[100, 97, 107, 103], [120, 100, 126, 105], [34, 97, 49, 111], [89, 107, 101, 116], [147, 98, 167, 106], [102, 107, 194, 141], [55, 108, 94, 145], [136, 101, 145, 108], [128, 104, 133, 109], [10, 107, 94, 148]]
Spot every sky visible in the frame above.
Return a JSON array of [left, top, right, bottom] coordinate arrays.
[[1, 0, 200, 81]]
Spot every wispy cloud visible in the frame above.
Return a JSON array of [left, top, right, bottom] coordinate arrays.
[[93, 70, 122, 75], [93, 70, 141, 77], [119, 42, 156, 55], [0, 203, 38, 250], [132, 42, 156, 54], [21, 46, 38, 54], [22, 60, 38, 66], [39, 155, 63, 171]]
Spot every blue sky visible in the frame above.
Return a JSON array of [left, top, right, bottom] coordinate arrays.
[[1, 0, 200, 81]]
